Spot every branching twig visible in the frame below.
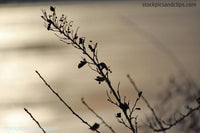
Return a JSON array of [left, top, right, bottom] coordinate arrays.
[[129, 96, 141, 118], [127, 74, 200, 132], [117, 117, 131, 130], [35, 70, 101, 133], [24, 108, 46, 133], [81, 98, 116, 133], [153, 105, 200, 132], [40, 6, 142, 133], [127, 74, 166, 133]]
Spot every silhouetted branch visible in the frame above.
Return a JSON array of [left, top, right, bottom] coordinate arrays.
[[41, 7, 141, 133], [116, 117, 131, 130], [153, 104, 200, 132], [24, 108, 46, 133], [81, 98, 116, 133], [134, 116, 138, 133], [106, 90, 118, 107], [129, 95, 141, 118], [127, 74, 200, 132], [127, 74, 166, 133], [35, 70, 101, 133]]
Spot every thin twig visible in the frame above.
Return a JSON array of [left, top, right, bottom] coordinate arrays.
[[134, 116, 138, 133], [129, 97, 140, 118], [81, 98, 116, 133], [117, 117, 131, 130], [24, 108, 46, 133], [127, 74, 200, 132], [154, 105, 200, 132], [35, 70, 101, 133], [41, 8, 138, 133], [127, 74, 166, 133]]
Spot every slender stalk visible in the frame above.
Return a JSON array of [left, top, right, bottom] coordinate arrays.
[[40, 7, 140, 133], [35, 70, 101, 133], [82, 98, 116, 133], [47, 14, 136, 133], [127, 75, 166, 133], [24, 108, 46, 133]]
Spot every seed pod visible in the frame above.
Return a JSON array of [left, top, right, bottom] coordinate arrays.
[[79, 38, 85, 44], [78, 59, 87, 69], [50, 6, 55, 12], [135, 108, 141, 110], [116, 113, 121, 118], [95, 76, 105, 84], [98, 62, 108, 70], [120, 103, 129, 112], [88, 44, 95, 52], [90, 123, 100, 131]]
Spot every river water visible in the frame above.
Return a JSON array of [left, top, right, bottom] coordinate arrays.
[[0, 1, 200, 133]]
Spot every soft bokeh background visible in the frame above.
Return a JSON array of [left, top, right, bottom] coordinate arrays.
[[0, 0, 200, 133]]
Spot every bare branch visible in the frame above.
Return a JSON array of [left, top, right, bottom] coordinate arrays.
[[24, 108, 46, 133], [129, 97, 140, 118], [40, 7, 142, 133], [154, 105, 200, 132], [81, 98, 116, 133], [35, 70, 101, 133], [116, 117, 131, 130], [127, 74, 166, 133]]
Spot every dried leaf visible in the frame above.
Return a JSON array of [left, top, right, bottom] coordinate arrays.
[[90, 123, 99, 131], [98, 62, 108, 70], [78, 59, 87, 69], [79, 38, 85, 44], [135, 108, 141, 110], [95, 76, 105, 84], [88, 45, 95, 52], [116, 113, 121, 118], [50, 6, 55, 12], [74, 33, 78, 40], [120, 103, 129, 111]]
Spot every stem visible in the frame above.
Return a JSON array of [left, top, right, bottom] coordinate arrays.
[[35, 71, 101, 133], [24, 108, 46, 133]]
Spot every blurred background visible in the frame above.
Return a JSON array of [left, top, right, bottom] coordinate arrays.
[[0, 0, 200, 133]]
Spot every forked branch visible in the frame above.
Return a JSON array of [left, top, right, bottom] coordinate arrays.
[[35, 70, 101, 133], [40, 6, 142, 133], [127, 74, 200, 132]]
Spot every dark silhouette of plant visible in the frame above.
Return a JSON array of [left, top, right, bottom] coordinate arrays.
[[152, 75, 200, 133], [24, 108, 46, 133], [24, 6, 200, 133], [81, 98, 116, 133], [27, 6, 142, 133]]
